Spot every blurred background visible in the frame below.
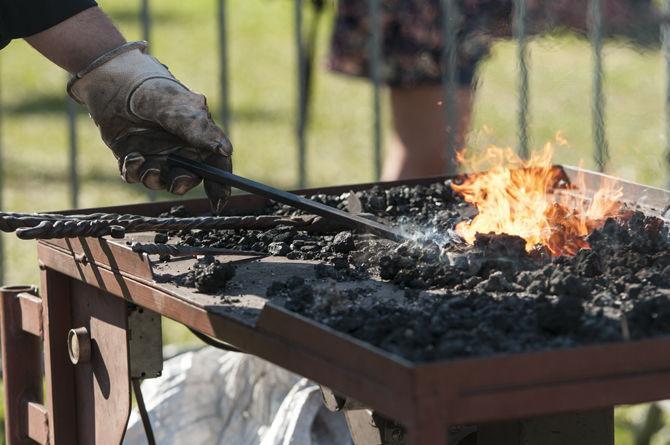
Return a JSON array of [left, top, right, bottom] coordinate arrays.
[[0, 0, 669, 443]]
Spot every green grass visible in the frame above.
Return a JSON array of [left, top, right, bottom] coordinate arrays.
[[0, 0, 668, 442]]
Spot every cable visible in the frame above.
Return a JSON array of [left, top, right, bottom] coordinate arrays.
[[188, 327, 242, 352], [132, 378, 157, 445]]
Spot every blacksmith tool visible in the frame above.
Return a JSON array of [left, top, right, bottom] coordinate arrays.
[[167, 154, 410, 242]]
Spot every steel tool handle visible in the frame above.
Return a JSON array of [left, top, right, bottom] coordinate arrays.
[[167, 154, 408, 242]]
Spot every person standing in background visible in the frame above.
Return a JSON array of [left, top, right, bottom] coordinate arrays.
[[329, 0, 660, 180]]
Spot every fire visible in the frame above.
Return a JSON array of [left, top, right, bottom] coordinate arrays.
[[451, 142, 623, 256]]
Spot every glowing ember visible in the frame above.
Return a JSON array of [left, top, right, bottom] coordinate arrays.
[[451, 142, 623, 256]]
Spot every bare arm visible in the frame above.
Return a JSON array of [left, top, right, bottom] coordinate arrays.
[[24, 7, 126, 73]]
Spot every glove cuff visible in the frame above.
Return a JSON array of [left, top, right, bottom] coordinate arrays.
[[67, 41, 153, 104]]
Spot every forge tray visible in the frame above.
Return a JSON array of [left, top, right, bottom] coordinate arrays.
[[36, 166, 670, 444]]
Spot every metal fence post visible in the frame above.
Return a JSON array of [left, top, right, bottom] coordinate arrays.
[[513, 0, 530, 159], [589, 0, 609, 172], [663, 0, 670, 186], [369, 0, 382, 180], [141, 0, 152, 45], [0, 62, 4, 284], [295, 0, 307, 188], [217, 0, 231, 134], [66, 96, 79, 209], [441, 0, 460, 175], [140, 0, 156, 201]]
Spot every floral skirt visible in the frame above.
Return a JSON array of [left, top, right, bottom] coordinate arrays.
[[328, 0, 658, 88]]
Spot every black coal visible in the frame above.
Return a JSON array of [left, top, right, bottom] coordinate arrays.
[[168, 180, 670, 362]]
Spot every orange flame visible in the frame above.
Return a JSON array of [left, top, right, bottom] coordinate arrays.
[[451, 142, 623, 256]]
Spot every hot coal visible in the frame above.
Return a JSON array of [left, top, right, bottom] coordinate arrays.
[[183, 256, 236, 294], [170, 181, 670, 362]]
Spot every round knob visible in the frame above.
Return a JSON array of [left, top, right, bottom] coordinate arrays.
[[68, 327, 91, 365]]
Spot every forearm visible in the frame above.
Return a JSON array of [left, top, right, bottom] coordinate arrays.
[[25, 7, 126, 74]]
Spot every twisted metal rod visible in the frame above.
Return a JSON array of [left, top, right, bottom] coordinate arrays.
[[589, 0, 610, 172], [513, 0, 530, 159], [0, 212, 347, 240]]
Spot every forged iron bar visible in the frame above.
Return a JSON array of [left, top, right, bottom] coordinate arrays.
[[441, 0, 460, 175], [16, 220, 126, 240], [168, 154, 409, 241], [589, 0, 610, 172], [513, 0, 530, 159], [130, 242, 266, 257], [0, 212, 348, 239], [369, 0, 382, 180]]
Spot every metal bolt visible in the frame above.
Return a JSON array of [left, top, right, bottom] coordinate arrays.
[[68, 327, 91, 365], [74, 253, 88, 265], [391, 428, 404, 441]]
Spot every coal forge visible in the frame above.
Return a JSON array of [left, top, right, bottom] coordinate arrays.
[[166, 168, 670, 363]]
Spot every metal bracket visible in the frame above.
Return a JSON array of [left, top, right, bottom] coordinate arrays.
[[320, 386, 476, 445], [128, 305, 163, 379], [0, 285, 50, 445]]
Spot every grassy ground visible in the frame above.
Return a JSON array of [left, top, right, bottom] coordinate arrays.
[[0, 0, 669, 443]]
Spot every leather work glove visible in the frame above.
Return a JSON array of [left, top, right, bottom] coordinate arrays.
[[68, 41, 232, 215]]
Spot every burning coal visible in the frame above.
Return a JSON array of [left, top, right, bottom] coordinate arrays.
[[451, 143, 623, 256]]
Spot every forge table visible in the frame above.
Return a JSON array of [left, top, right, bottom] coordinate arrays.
[[2, 166, 670, 445]]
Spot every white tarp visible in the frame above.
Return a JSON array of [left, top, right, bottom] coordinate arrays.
[[124, 347, 352, 445]]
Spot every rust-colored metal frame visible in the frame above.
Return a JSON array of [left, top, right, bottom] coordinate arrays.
[[5, 166, 670, 444]]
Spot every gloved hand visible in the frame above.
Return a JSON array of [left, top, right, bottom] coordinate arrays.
[[67, 41, 232, 215]]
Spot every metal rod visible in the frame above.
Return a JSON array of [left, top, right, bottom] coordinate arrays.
[[140, 0, 152, 45], [513, 0, 530, 159], [66, 96, 79, 209], [0, 212, 349, 239], [664, 0, 670, 187], [217, 0, 230, 133], [140, 0, 156, 202], [441, 0, 459, 175], [589, 0, 610, 172], [369, 0, 382, 180], [295, 0, 307, 188], [167, 154, 409, 242], [0, 61, 4, 283]]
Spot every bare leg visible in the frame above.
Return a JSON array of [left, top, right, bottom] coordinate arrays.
[[383, 85, 473, 181]]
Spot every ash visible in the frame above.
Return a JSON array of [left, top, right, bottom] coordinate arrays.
[[171, 181, 670, 362]]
